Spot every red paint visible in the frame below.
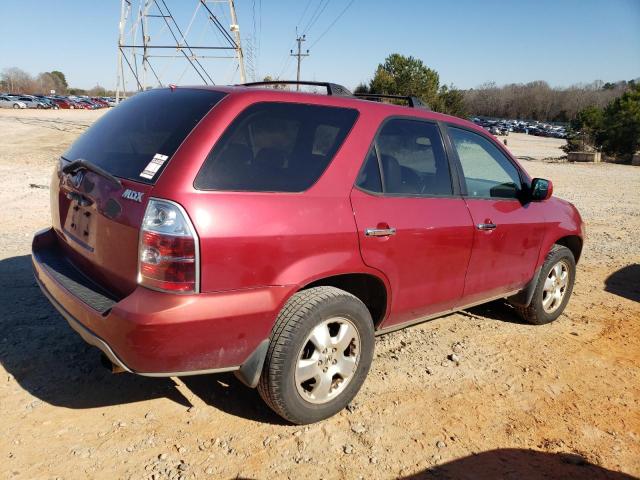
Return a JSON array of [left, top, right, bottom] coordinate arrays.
[[32, 86, 584, 374], [351, 190, 474, 325]]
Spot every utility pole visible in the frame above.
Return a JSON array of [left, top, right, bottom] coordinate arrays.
[[290, 33, 309, 90], [228, 0, 246, 83]]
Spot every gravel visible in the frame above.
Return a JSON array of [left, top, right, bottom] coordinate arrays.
[[1, 111, 638, 479]]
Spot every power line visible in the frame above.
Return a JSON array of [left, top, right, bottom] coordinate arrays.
[[275, 0, 311, 80], [302, 0, 330, 35], [309, 0, 356, 49], [296, 0, 313, 27]]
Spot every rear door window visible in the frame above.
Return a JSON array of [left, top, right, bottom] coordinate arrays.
[[194, 102, 358, 192], [357, 118, 452, 196], [62, 88, 226, 184]]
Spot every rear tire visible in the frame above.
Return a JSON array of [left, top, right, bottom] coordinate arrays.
[[12, 104, 18, 109], [514, 245, 576, 325], [258, 286, 374, 424]]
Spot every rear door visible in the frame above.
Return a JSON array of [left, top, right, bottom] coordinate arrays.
[[445, 126, 546, 305], [53, 88, 225, 297], [351, 118, 474, 327]]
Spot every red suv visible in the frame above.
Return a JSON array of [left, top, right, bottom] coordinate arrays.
[[32, 81, 584, 424]]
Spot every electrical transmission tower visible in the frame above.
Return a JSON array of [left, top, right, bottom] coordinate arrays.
[[116, 0, 247, 101], [290, 33, 309, 90]]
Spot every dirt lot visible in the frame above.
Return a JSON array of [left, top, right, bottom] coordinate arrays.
[[0, 109, 639, 480]]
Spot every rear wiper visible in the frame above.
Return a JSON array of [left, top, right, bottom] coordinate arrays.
[[62, 158, 123, 189]]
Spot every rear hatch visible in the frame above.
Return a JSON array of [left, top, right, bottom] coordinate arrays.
[[53, 88, 225, 298]]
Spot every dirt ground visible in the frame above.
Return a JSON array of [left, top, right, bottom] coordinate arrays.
[[0, 109, 638, 480]]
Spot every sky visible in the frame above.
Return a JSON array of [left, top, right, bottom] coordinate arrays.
[[1, 0, 639, 91]]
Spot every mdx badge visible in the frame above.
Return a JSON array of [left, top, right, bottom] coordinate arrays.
[[122, 189, 144, 203]]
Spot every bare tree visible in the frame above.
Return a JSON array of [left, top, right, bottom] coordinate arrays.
[[1, 67, 35, 93], [464, 80, 633, 122]]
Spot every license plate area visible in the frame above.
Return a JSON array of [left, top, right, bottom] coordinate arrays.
[[63, 203, 96, 252]]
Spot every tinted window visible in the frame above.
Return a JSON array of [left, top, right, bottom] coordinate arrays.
[[356, 148, 383, 193], [449, 127, 521, 199], [195, 103, 358, 192], [63, 88, 225, 184], [374, 119, 452, 195]]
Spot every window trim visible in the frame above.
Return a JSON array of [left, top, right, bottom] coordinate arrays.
[[193, 100, 360, 193], [442, 122, 529, 201], [354, 115, 461, 199]]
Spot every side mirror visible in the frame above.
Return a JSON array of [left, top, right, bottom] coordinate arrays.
[[530, 178, 553, 201]]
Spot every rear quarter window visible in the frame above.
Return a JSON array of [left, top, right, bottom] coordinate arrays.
[[62, 88, 226, 184], [194, 102, 358, 192]]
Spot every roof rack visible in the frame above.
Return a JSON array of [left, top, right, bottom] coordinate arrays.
[[240, 81, 352, 97], [354, 93, 430, 110]]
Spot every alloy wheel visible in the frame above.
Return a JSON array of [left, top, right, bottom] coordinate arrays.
[[295, 317, 360, 404], [542, 260, 570, 313]]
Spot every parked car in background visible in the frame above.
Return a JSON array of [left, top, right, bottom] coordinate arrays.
[[90, 97, 110, 108], [472, 117, 566, 139], [15, 96, 49, 109], [32, 82, 584, 424], [0, 95, 27, 109], [77, 99, 101, 109], [49, 98, 73, 109], [67, 99, 86, 109], [36, 97, 59, 109]]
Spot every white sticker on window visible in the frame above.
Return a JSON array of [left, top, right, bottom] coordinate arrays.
[[140, 153, 169, 179]]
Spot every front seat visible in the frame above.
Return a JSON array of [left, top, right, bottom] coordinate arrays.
[[380, 154, 419, 194]]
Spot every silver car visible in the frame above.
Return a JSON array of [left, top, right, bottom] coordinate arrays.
[[0, 96, 27, 109], [14, 96, 49, 109]]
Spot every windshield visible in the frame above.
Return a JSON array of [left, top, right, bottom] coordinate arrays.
[[62, 88, 226, 184]]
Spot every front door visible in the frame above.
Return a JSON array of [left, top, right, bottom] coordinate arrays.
[[351, 118, 474, 327], [446, 126, 546, 305]]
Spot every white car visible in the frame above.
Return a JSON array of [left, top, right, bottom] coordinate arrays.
[[0, 96, 27, 109]]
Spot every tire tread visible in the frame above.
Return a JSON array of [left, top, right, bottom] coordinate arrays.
[[258, 286, 363, 423], [515, 244, 575, 325]]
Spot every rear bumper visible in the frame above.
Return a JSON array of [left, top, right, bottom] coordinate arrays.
[[32, 228, 290, 376]]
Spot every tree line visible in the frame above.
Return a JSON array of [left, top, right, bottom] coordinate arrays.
[[464, 80, 634, 123], [354, 53, 638, 160], [354, 53, 636, 124], [0, 67, 113, 96]]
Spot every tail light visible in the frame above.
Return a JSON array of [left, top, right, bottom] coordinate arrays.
[[138, 198, 199, 293]]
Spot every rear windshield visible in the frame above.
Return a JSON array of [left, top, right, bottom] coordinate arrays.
[[62, 88, 225, 184], [194, 102, 358, 192]]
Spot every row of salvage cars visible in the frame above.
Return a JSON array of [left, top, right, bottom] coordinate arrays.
[[0, 94, 118, 110]]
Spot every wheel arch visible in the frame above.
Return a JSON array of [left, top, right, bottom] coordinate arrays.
[[300, 272, 389, 329], [554, 235, 583, 263]]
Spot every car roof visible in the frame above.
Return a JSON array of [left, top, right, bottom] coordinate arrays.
[[177, 84, 483, 133]]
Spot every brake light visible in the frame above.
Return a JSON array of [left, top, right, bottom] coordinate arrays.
[[138, 199, 199, 293]]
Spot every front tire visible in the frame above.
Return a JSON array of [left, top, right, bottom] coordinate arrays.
[[258, 286, 374, 424], [515, 245, 576, 325]]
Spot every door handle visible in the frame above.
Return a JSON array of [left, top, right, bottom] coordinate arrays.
[[365, 227, 396, 237], [477, 223, 497, 231]]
